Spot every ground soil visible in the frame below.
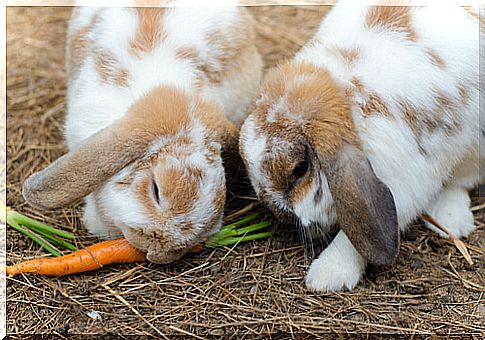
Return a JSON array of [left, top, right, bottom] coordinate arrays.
[[6, 5, 484, 337]]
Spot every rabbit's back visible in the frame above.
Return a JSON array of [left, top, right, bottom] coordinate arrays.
[[294, 4, 482, 227], [65, 5, 258, 150]]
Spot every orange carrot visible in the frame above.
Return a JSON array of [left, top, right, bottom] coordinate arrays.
[[6, 238, 146, 276], [5, 211, 271, 277]]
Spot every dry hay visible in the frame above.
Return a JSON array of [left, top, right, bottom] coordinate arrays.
[[6, 6, 485, 337]]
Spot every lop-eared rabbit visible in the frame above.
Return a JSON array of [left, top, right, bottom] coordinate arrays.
[[239, 1, 483, 291], [23, 2, 262, 264]]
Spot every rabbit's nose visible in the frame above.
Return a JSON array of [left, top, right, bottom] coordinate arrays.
[[146, 247, 186, 264]]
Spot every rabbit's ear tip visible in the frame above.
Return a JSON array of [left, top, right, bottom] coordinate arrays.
[[22, 172, 65, 210]]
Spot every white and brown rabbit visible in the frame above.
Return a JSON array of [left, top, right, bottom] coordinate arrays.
[[22, 1, 262, 264], [239, 1, 483, 292]]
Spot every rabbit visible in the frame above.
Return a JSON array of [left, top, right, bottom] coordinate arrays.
[[239, 1, 483, 292], [22, 1, 263, 264]]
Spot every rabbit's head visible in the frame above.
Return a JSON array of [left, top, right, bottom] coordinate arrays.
[[240, 62, 399, 265], [23, 86, 236, 263]]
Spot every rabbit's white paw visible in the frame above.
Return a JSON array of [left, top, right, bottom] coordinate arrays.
[[305, 230, 366, 292], [426, 186, 476, 239]]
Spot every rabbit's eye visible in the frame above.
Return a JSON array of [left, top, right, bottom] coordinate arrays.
[[152, 179, 160, 204], [292, 159, 309, 180]]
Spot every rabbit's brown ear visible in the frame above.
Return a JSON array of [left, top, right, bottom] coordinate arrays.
[[22, 118, 156, 210], [22, 85, 195, 210], [325, 143, 399, 266]]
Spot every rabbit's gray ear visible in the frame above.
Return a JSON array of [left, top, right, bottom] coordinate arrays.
[[22, 119, 155, 210], [325, 143, 399, 266]]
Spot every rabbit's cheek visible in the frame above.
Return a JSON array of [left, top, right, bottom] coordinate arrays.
[[292, 173, 337, 230]]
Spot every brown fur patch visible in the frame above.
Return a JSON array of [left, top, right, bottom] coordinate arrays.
[[95, 50, 129, 87], [426, 49, 445, 69], [248, 62, 358, 210], [398, 99, 420, 137], [258, 62, 357, 157], [200, 10, 255, 86], [124, 85, 190, 137], [365, 5, 417, 42], [398, 88, 462, 140], [347, 78, 392, 119], [175, 46, 205, 89], [458, 84, 470, 105], [291, 175, 313, 206], [66, 13, 99, 78], [195, 98, 239, 148], [158, 167, 200, 214], [130, 8, 167, 57], [175, 46, 199, 61], [463, 6, 485, 33], [360, 93, 392, 119], [333, 47, 359, 67]]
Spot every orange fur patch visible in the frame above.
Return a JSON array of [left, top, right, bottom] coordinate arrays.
[[332, 47, 360, 67], [365, 4, 417, 42], [291, 175, 313, 206], [201, 10, 255, 85], [458, 84, 470, 105], [463, 6, 485, 33], [95, 50, 130, 87], [175, 46, 205, 89], [426, 48, 445, 69], [398, 88, 462, 139], [157, 167, 200, 214], [67, 13, 99, 78], [175, 46, 199, 61], [123, 85, 190, 137], [130, 7, 167, 57], [361, 93, 392, 119], [398, 99, 420, 137], [249, 62, 362, 212], [257, 61, 357, 159], [347, 78, 393, 119]]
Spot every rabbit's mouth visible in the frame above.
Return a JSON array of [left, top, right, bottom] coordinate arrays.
[[145, 247, 187, 264]]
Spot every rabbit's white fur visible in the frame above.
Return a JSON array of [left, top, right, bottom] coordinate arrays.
[[66, 4, 254, 151], [240, 2, 482, 291], [23, 2, 262, 263]]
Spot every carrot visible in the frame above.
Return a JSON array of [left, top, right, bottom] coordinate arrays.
[[6, 238, 146, 276], [6, 209, 272, 277]]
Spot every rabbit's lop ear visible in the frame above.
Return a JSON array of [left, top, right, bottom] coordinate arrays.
[[326, 144, 399, 266], [22, 118, 153, 210]]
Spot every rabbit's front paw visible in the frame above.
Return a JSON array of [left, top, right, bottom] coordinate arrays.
[[426, 186, 476, 239], [305, 230, 366, 292]]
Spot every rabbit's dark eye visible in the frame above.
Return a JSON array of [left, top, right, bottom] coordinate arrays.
[[152, 179, 160, 204], [288, 150, 311, 192], [292, 159, 309, 179]]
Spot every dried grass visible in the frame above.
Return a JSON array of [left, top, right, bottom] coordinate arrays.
[[6, 6, 485, 337]]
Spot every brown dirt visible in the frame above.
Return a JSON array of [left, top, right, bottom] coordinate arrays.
[[6, 6, 484, 337]]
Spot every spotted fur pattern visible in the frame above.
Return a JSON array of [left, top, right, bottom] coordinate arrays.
[[239, 2, 482, 291], [25, 1, 262, 263]]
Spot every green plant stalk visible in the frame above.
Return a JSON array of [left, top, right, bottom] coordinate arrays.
[[7, 210, 75, 239], [18, 218, 79, 251], [35, 230, 79, 251], [8, 220, 62, 257], [219, 213, 260, 232], [207, 231, 272, 247], [234, 221, 271, 236], [209, 221, 271, 244]]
